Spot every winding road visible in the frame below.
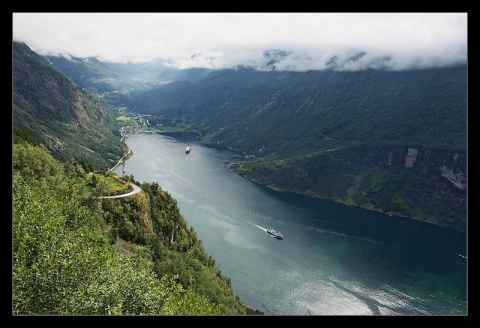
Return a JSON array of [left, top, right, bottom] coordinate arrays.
[[106, 149, 132, 175], [96, 182, 142, 199]]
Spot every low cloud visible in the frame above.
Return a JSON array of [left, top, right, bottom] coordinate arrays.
[[13, 13, 467, 71]]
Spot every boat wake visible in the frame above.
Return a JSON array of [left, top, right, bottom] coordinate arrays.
[[253, 224, 268, 232]]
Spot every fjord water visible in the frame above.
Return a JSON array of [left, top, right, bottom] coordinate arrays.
[[114, 133, 467, 315]]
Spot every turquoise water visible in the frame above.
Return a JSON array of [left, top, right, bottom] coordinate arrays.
[[115, 133, 467, 315]]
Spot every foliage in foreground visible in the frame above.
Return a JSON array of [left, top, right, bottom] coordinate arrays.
[[12, 138, 244, 315]]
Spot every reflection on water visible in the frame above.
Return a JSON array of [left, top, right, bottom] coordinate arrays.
[[115, 133, 467, 315]]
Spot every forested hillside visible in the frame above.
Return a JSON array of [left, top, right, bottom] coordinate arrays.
[[131, 67, 466, 153], [13, 132, 259, 315]]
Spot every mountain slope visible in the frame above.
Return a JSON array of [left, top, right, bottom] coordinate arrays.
[[131, 67, 466, 153], [13, 41, 128, 170]]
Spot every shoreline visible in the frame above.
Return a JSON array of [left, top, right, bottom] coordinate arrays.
[[227, 164, 465, 234]]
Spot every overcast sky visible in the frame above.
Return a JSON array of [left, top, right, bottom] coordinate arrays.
[[12, 12, 468, 71]]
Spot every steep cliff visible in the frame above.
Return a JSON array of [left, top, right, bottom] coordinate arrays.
[[13, 41, 128, 170]]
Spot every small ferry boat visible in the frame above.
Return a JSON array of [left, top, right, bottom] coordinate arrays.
[[185, 144, 191, 154], [267, 229, 283, 240]]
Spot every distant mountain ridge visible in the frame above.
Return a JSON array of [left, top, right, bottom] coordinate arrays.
[[40, 45, 467, 232], [44, 54, 212, 106]]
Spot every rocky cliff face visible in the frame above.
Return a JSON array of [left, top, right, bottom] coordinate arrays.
[[354, 147, 466, 188], [238, 146, 467, 232]]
